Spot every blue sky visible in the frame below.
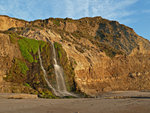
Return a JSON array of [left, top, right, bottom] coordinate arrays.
[[0, 0, 150, 40]]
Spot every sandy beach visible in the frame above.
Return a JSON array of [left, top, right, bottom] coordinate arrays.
[[0, 91, 150, 113]]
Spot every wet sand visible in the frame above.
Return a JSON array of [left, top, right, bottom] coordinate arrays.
[[0, 91, 150, 113]]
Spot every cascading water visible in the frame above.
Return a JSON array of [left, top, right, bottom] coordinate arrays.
[[38, 40, 77, 97], [52, 43, 67, 92], [38, 49, 59, 96], [52, 42, 77, 97]]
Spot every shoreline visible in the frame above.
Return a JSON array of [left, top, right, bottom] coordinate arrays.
[[0, 91, 150, 113], [1, 90, 150, 99]]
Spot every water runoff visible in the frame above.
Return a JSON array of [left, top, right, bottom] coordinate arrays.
[[38, 41, 77, 97]]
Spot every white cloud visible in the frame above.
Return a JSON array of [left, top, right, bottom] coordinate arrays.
[[65, 0, 139, 24], [65, 0, 90, 18], [0, 0, 55, 20], [0, 0, 33, 20], [0, 0, 139, 23], [90, 0, 138, 18]]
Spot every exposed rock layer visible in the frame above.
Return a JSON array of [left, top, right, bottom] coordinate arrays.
[[0, 15, 149, 96]]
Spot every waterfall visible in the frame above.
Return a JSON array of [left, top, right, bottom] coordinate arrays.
[[38, 41, 77, 97], [52, 43, 77, 97], [52, 43, 67, 92], [38, 49, 59, 96]]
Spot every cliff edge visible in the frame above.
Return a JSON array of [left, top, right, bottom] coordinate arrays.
[[0, 15, 149, 96]]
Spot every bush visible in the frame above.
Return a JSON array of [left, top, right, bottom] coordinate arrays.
[[53, 20, 60, 26]]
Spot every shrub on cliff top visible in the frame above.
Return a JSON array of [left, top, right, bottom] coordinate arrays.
[[53, 19, 60, 26]]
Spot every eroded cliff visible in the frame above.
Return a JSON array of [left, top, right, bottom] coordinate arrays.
[[0, 15, 149, 96]]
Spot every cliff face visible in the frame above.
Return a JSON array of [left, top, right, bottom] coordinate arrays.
[[0, 15, 27, 31], [0, 15, 150, 96]]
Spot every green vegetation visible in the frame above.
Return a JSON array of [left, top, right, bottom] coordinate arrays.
[[54, 42, 62, 58], [18, 37, 46, 63], [5, 58, 29, 83], [5, 33, 60, 98], [38, 89, 58, 99], [53, 19, 60, 26], [24, 83, 31, 87], [18, 37, 39, 63], [9, 33, 17, 44], [54, 41, 62, 48], [39, 40, 47, 52], [15, 58, 29, 74], [58, 51, 62, 58], [6, 31, 78, 98]]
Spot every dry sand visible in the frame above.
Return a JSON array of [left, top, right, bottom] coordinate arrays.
[[0, 91, 150, 113]]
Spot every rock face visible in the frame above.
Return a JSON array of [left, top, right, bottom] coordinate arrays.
[[0, 15, 150, 96], [0, 15, 27, 31]]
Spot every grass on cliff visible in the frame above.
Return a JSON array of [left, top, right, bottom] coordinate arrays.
[[52, 19, 60, 26], [7, 33, 78, 97], [9, 33, 18, 44], [5, 58, 29, 83], [5, 33, 59, 98], [18, 37, 46, 63], [17, 36, 58, 98], [15, 58, 29, 75], [54, 42, 62, 58]]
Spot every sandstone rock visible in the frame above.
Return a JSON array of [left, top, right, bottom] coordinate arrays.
[[0, 15, 27, 31], [0, 76, 3, 82], [0, 16, 149, 96]]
